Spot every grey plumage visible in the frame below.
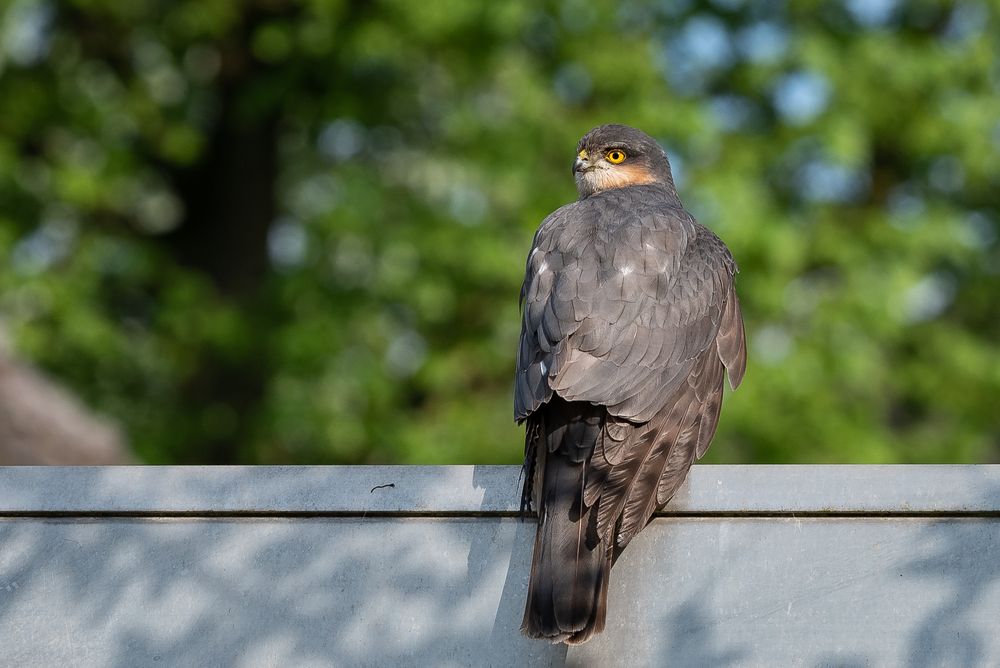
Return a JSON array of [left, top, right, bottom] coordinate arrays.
[[517, 125, 747, 644]]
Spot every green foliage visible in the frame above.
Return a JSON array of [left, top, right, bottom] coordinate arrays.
[[0, 0, 998, 464]]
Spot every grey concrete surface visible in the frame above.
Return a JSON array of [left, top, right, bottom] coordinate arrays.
[[1, 464, 999, 514], [0, 466, 998, 667]]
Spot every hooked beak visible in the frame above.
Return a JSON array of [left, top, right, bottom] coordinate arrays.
[[573, 149, 590, 174]]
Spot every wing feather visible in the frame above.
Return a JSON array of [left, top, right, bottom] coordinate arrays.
[[515, 184, 746, 570], [716, 286, 747, 389]]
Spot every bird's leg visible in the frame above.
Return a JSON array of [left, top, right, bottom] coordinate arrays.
[[520, 447, 535, 518], [520, 422, 540, 519]]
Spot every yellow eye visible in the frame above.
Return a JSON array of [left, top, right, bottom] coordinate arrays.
[[606, 150, 626, 164]]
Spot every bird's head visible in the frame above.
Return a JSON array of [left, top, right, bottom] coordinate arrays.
[[573, 124, 677, 199]]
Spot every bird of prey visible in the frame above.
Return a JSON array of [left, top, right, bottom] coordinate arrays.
[[515, 124, 747, 644]]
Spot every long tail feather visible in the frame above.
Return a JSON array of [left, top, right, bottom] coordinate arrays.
[[522, 402, 611, 644]]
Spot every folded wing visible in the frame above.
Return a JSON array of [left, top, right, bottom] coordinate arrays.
[[515, 187, 746, 551]]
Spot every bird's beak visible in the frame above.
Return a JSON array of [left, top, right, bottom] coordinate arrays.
[[573, 149, 589, 174]]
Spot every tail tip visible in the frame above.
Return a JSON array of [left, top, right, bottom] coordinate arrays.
[[520, 618, 604, 645]]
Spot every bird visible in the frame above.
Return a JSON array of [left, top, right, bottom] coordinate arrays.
[[515, 124, 747, 644]]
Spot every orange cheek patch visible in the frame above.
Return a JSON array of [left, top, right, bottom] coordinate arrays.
[[589, 164, 659, 191]]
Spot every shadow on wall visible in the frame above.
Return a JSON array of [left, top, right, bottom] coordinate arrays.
[[658, 582, 747, 666], [0, 468, 999, 666], [903, 482, 1000, 668], [0, 466, 566, 667]]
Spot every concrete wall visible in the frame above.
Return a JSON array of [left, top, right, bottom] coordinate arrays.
[[1, 465, 998, 667]]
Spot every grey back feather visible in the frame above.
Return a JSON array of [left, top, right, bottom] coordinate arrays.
[[516, 182, 747, 549]]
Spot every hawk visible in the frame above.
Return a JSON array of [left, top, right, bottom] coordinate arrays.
[[516, 124, 747, 644]]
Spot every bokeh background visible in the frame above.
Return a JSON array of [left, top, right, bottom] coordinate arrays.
[[0, 0, 998, 465]]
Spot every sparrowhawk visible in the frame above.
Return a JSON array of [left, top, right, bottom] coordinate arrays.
[[516, 124, 747, 644]]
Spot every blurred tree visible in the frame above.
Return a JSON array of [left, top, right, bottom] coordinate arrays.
[[0, 0, 997, 464]]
